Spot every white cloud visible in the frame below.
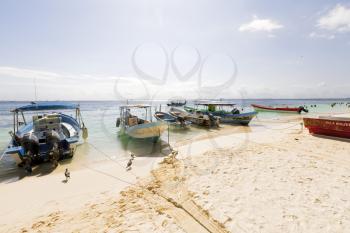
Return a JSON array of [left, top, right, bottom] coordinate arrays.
[[317, 4, 350, 32], [0, 66, 222, 100], [0, 66, 118, 83], [317, 81, 326, 87], [239, 15, 284, 32], [309, 32, 335, 40]]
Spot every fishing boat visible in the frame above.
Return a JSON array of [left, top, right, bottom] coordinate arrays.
[[189, 102, 257, 126], [4, 102, 88, 173], [170, 107, 220, 128], [167, 99, 187, 107], [303, 115, 350, 139], [252, 104, 308, 114], [116, 105, 167, 141], [154, 111, 191, 129]]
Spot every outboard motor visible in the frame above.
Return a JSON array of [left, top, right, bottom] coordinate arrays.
[[46, 130, 61, 168], [21, 133, 40, 173], [116, 118, 121, 127], [177, 116, 185, 126], [298, 106, 309, 113], [207, 113, 219, 127], [231, 108, 240, 114]]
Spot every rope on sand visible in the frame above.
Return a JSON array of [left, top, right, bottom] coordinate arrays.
[[255, 116, 304, 131], [82, 164, 135, 186], [86, 142, 138, 178]]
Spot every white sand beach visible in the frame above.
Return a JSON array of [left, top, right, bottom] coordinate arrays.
[[1, 117, 350, 233]]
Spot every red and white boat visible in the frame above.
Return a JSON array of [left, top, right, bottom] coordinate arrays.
[[251, 104, 308, 114], [303, 116, 350, 139]]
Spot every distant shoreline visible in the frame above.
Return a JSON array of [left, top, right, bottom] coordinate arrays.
[[0, 98, 349, 102]]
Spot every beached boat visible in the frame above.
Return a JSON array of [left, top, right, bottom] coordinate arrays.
[[4, 102, 88, 173], [154, 111, 191, 129], [170, 107, 220, 128], [167, 99, 187, 107], [116, 105, 167, 141], [252, 104, 308, 114], [303, 116, 350, 139], [189, 102, 257, 125]]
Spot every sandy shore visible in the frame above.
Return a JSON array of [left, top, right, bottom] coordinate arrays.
[[1, 117, 350, 232]]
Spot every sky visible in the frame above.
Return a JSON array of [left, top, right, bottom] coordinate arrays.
[[0, 0, 350, 100]]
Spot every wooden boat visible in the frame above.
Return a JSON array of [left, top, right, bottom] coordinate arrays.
[[190, 102, 257, 126], [154, 111, 191, 129], [303, 116, 350, 139], [4, 102, 88, 173], [167, 100, 187, 107], [117, 105, 167, 141], [252, 104, 308, 114], [169, 107, 219, 128]]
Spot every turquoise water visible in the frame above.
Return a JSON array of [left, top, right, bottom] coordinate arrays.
[[1, 99, 349, 180]]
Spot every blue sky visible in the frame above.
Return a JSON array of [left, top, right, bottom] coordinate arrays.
[[0, 0, 350, 100]]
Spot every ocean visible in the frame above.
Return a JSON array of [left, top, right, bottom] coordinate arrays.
[[1, 99, 349, 180]]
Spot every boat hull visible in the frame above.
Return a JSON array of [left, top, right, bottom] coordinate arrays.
[[5, 113, 83, 165], [185, 106, 255, 126], [125, 121, 167, 139], [303, 117, 350, 139], [252, 104, 302, 114], [217, 112, 257, 125]]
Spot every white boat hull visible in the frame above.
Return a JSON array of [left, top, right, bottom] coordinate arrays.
[[125, 122, 167, 139]]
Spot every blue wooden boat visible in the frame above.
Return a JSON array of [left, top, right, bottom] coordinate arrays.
[[116, 105, 167, 141], [4, 102, 88, 173], [187, 101, 257, 126], [154, 111, 191, 129]]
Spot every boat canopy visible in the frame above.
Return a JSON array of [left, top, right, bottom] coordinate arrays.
[[195, 101, 236, 106], [12, 102, 79, 112]]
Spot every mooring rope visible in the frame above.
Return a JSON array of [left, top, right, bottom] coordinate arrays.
[[86, 141, 138, 178]]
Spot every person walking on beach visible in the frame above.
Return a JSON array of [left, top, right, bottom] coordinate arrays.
[[64, 168, 70, 182]]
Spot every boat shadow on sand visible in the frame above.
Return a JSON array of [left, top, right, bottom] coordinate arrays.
[[118, 136, 173, 158], [0, 157, 74, 184], [311, 134, 350, 143]]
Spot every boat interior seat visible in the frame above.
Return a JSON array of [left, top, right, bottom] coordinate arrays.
[[61, 124, 71, 138], [33, 114, 63, 143], [137, 118, 149, 124], [128, 117, 138, 126]]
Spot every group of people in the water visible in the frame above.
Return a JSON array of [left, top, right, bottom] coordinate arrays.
[[298, 102, 350, 110], [331, 102, 350, 108]]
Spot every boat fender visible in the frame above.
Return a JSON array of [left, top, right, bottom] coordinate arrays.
[[82, 126, 88, 140], [116, 118, 121, 127], [21, 133, 39, 157]]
